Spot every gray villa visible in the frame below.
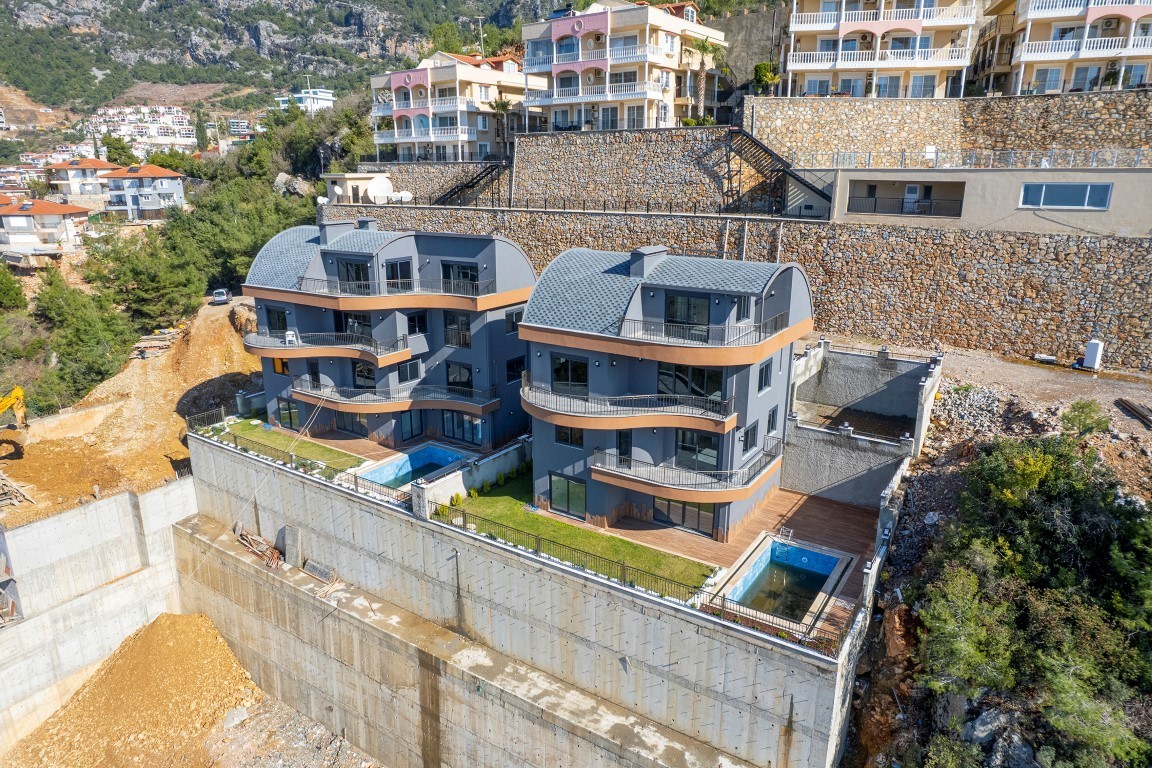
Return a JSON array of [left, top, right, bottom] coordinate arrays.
[[242, 219, 537, 451], [518, 245, 815, 542]]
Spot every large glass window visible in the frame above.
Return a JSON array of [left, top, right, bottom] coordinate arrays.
[[664, 292, 710, 341], [272, 358, 289, 376], [742, 422, 759, 454], [399, 410, 424, 441], [506, 356, 526, 383], [397, 360, 420, 383], [626, 105, 645, 130], [352, 361, 375, 388], [441, 262, 479, 293], [446, 362, 473, 394], [1020, 183, 1111, 210], [336, 311, 370, 336], [654, 497, 715, 535], [336, 411, 369, 436], [758, 360, 773, 392], [1034, 68, 1062, 93], [266, 307, 288, 333], [444, 312, 471, 347], [657, 362, 722, 401], [442, 412, 483, 445], [767, 406, 779, 434], [337, 260, 370, 294], [505, 308, 523, 334], [277, 399, 299, 430], [407, 311, 427, 336], [675, 429, 720, 472], [385, 259, 413, 290], [551, 354, 588, 396], [550, 473, 586, 518], [555, 425, 584, 447]]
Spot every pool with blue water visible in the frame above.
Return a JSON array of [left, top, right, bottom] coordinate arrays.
[[360, 444, 467, 489], [727, 540, 843, 622]]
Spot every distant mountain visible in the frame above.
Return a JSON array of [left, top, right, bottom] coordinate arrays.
[[0, 0, 524, 110]]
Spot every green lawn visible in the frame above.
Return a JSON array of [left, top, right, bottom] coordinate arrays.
[[226, 419, 365, 472], [445, 474, 714, 589]]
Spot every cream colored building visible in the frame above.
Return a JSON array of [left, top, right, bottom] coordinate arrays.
[[972, 0, 1152, 95], [371, 53, 546, 161], [785, 0, 979, 97], [520, 0, 728, 131]]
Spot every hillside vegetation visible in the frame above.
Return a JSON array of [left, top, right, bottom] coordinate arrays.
[[0, 100, 372, 415]]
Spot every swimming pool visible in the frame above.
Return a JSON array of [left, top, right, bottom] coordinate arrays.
[[359, 444, 467, 489], [721, 538, 849, 624]]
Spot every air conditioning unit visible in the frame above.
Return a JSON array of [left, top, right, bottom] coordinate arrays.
[[1102, 18, 1117, 29], [587, 73, 597, 83], [593, 33, 605, 43], [860, 33, 871, 43]]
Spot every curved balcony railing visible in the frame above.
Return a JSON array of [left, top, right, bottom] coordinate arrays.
[[292, 378, 498, 407], [296, 276, 497, 298], [244, 331, 408, 356], [616, 312, 789, 348], [592, 438, 782, 492], [521, 380, 735, 420]]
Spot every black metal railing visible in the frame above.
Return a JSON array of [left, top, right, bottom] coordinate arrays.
[[616, 311, 789, 347], [592, 437, 782, 491], [296, 277, 497, 298], [431, 505, 849, 656], [521, 380, 735, 419], [846, 196, 964, 217], [244, 331, 409, 356], [444, 328, 472, 348], [292, 378, 498, 407]]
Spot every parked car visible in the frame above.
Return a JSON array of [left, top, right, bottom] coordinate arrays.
[[210, 288, 232, 305]]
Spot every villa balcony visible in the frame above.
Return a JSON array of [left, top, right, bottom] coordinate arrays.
[[618, 312, 789, 348], [520, 381, 737, 432], [297, 276, 497, 298], [373, 126, 478, 143], [788, 46, 973, 70], [291, 378, 499, 414], [372, 102, 393, 117], [430, 97, 477, 112], [1016, 36, 1152, 61], [790, 5, 975, 29], [243, 331, 411, 366], [590, 438, 782, 499], [524, 82, 667, 106]]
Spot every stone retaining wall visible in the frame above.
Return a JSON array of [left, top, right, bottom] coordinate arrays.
[[743, 90, 1152, 156], [511, 127, 731, 208], [323, 204, 1152, 370], [355, 161, 510, 204]]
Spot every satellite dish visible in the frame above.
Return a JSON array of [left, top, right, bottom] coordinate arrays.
[[332, 185, 343, 196], [316, 196, 330, 205]]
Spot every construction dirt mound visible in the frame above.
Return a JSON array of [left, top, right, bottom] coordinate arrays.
[[3, 613, 260, 768], [0, 299, 261, 527]]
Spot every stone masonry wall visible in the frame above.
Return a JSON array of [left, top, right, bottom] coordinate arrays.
[[323, 204, 1152, 370], [743, 90, 1152, 156], [355, 161, 510, 204], [510, 127, 731, 208]]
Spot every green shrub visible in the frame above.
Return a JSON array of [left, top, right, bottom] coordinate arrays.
[[925, 736, 981, 768], [507, 466, 518, 480], [468, 487, 479, 498], [449, 492, 462, 507], [0, 265, 25, 310], [496, 472, 505, 486], [1060, 399, 1110, 437], [482, 480, 491, 493]]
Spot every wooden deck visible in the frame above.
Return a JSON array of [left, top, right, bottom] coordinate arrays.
[[306, 430, 398, 462]]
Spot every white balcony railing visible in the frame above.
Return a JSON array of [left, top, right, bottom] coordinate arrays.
[[922, 5, 978, 21], [554, 51, 581, 64], [1017, 36, 1142, 59], [371, 103, 392, 116], [524, 81, 664, 105], [790, 5, 973, 26], [843, 10, 880, 21], [791, 11, 840, 27], [788, 51, 838, 66], [1024, 0, 1087, 16], [430, 97, 476, 111], [608, 43, 664, 62], [839, 50, 877, 62], [523, 55, 554, 71], [789, 46, 972, 68], [376, 127, 477, 142], [1088, 0, 1151, 5]]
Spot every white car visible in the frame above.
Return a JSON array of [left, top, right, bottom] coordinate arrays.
[[210, 288, 232, 305]]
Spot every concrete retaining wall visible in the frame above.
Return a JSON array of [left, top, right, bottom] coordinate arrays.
[[176, 514, 760, 768], [0, 478, 197, 750], [796, 348, 932, 419], [321, 204, 1152, 371], [782, 423, 910, 506], [353, 162, 510, 204], [189, 434, 862, 768]]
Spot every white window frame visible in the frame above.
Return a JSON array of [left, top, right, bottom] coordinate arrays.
[[684, 7, 696, 22], [478, 115, 489, 131], [1018, 182, 1112, 210]]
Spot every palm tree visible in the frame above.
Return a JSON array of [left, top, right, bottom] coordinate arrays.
[[487, 92, 513, 159], [689, 38, 726, 120], [763, 71, 782, 96]]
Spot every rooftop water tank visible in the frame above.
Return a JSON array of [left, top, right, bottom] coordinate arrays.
[[1084, 339, 1105, 371]]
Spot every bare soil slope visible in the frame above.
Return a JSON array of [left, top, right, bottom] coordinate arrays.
[[0, 299, 260, 527], [0, 86, 75, 127], [3, 613, 259, 768]]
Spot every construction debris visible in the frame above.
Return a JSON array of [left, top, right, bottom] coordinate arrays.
[[0, 472, 32, 507], [133, 327, 185, 359], [1118, 398, 1152, 430], [235, 523, 282, 568]]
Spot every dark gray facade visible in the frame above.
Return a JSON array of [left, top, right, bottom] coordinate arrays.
[[520, 246, 814, 542], [243, 220, 536, 451]]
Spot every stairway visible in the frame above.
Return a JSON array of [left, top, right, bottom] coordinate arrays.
[[723, 127, 833, 217], [432, 162, 506, 206]]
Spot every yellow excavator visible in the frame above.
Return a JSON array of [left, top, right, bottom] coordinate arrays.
[[0, 387, 27, 457]]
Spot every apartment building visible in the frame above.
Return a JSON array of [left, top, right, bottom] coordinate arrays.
[[276, 88, 337, 114], [99, 164, 186, 222], [243, 220, 537, 450], [0, 196, 90, 253], [785, 0, 979, 97], [371, 53, 545, 161], [519, 245, 813, 542], [45, 158, 123, 198], [85, 106, 198, 153], [520, 0, 728, 131], [974, 0, 1151, 94]]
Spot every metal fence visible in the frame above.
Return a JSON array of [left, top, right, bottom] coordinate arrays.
[[846, 196, 964, 217], [243, 331, 409, 356], [617, 312, 789, 348], [292, 378, 499, 407], [520, 381, 735, 419], [788, 147, 1152, 170], [591, 438, 783, 491], [296, 277, 498, 298], [430, 505, 849, 656]]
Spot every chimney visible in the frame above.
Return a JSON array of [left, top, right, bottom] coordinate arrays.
[[318, 220, 356, 245], [357, 217, 377, 231], [629, 245, 668, 278]]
